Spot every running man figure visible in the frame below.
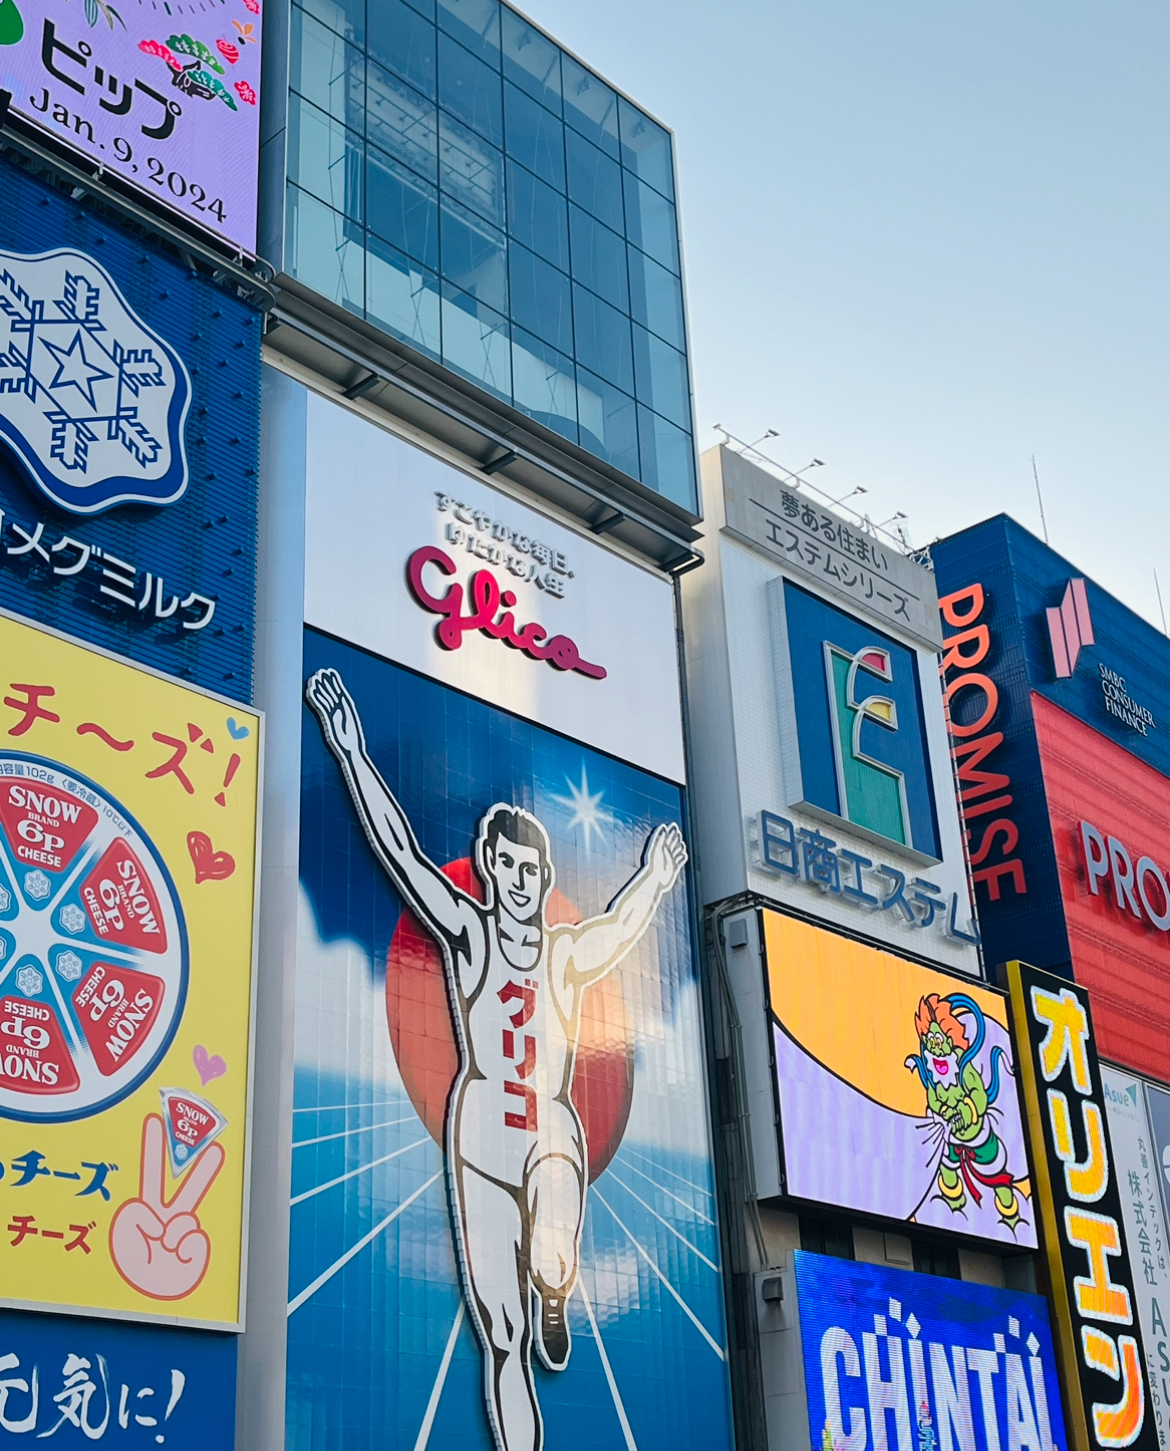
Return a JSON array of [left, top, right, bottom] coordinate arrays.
[[307, 669, 688, 1451]]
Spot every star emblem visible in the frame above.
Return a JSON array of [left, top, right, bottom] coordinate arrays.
[[552, 767, 611, 854], [41, 329, 112, 408]]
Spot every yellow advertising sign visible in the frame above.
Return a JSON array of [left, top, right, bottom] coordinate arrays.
[[0, 612, 258, 1328]]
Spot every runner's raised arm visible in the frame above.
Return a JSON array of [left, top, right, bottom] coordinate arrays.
[[554, 822, 687, 991], [306, 669, 479, 946]]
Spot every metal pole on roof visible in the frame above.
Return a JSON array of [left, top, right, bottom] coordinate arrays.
[[1031, 455, 1049, 543], [1155, 570, 1168, 636]]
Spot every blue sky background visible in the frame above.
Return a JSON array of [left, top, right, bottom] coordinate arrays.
[[526, 0, 1169, 629]]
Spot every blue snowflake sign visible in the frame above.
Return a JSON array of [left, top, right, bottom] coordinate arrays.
[[0, 248, 191, 514]]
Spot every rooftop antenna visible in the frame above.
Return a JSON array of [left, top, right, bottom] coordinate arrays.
[[1031, 455, 1049, 543], [1156, 570, 1168, 636]]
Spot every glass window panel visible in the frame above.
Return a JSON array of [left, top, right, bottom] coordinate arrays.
[[562, 54, 618, 157], [441, 283, 511, 400], [439, 111, 505, 227], [512, 328, 576, 442], [366, 63, 438, 182], [437, 0, 500, 65], [440, 195, 507, 312], [632, 323, 691, 431], [618, 96, 674, 200], [503, 83, 564, 192], [295, 0, 364, 49], [506, 161, 567, 271], [627, 246, 685, 350], [288, 94, 363, 222], [623, 171, 678, 274], [368, 147, 439, 269], [576, 368, 638, 477], [401, 0, 435, 19], [285, 183, 365, 315], [508, 244, 571, 355], [367, 0, 436, 99], [367, 237, 441, 357], [439, 34, 502, 146], [501, 10, 560, 113], [565, 130, 623, 233], [290, 6, 363, 128], [568, 205, 626, 312], [572, 284, 632, 394], [637, 404, 696, 510]]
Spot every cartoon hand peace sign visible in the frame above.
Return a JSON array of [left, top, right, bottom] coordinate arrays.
[[110, 1113, 224, 1300]]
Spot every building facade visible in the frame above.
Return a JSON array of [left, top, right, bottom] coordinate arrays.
[[0, 18, 267, 1440], [680, 449, 1069, 1451]]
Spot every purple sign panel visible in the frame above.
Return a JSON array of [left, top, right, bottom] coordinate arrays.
[[0, 0, 261, 252]]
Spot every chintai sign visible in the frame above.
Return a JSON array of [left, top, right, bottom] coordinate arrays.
[[763, 1251, 1068, 1451]]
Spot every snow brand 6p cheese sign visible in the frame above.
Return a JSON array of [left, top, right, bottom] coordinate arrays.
[[0, 610, 258, 1328]]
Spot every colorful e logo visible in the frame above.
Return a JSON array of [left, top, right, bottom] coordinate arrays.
[[825, 644, 912, 847]]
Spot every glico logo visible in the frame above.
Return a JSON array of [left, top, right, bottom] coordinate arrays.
[[0, 248, 191, 514], [784, 582, 939, 858], [824, 643, 913, 848]]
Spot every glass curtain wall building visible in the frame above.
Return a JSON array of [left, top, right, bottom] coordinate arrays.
[[283, 0, 696, 509]]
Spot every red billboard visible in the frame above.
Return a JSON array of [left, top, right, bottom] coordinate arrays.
[[1034, 691, 1170, 1080]]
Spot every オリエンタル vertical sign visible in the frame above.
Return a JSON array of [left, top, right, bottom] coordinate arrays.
[[1005, 959, 1156, 1451], [0, 0, 261, 252], [0, 610, 258, 1327]]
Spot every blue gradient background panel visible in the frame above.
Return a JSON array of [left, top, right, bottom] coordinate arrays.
[[783, 581, 941, 857], [287, 627, 732, 1451]]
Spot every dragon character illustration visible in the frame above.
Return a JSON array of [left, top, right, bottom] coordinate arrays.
[[905, 992, 1023, 1230]]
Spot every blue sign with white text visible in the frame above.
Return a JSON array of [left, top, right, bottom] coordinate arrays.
[[793, 1252, 1067, 1451], [0, 1308, 235, 1445], [784, 581, 941, 858], [0, 155, 259, 697]]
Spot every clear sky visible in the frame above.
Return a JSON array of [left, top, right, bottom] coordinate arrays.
[[532, 0, 1170, 628]]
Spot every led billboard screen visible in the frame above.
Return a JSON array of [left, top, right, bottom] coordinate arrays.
[[0, 0, 261, 252], [790, 1250, 1067, 1451], [764, 911, 1035, 1248], [0, 612, 259, 1328]]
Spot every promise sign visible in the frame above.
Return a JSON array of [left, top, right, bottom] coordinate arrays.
[[1005, 960, 1155, 1451]]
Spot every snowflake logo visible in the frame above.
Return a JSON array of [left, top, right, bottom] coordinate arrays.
[[15, 965, 43, 997], [59, 903, 87, 934], [24, 870, 50, 901], [0, 885, 9, 912], [0, 939, 6, 962], [55, 951, 83, 983], [0, 249, 191, 514]]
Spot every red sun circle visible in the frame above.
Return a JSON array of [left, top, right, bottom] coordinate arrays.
[[385, 859, 635, 1181]]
